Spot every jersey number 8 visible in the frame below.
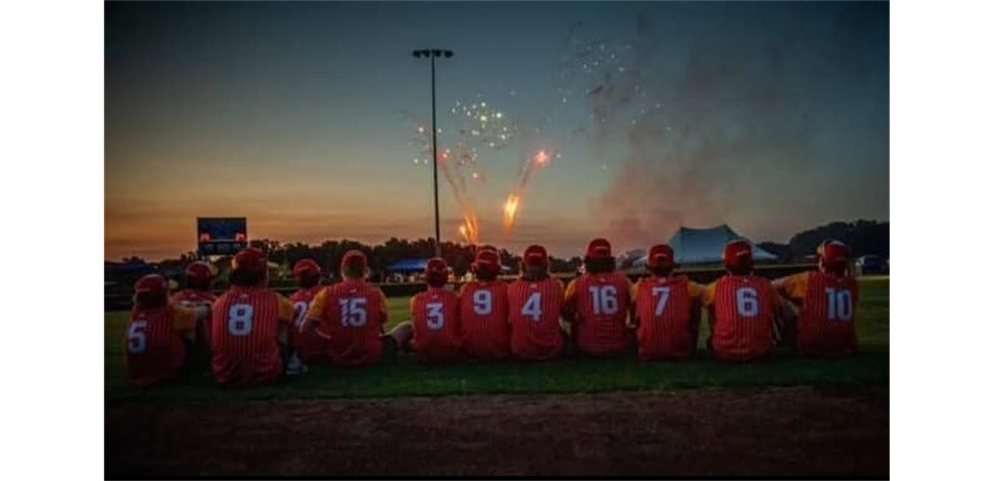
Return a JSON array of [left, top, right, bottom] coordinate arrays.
[[228, 304, 254, 336]]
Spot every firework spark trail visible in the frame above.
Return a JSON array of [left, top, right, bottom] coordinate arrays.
[[438, 147, 481, 245], [502, 149, 554, 236], [401, 109, 486, 245]]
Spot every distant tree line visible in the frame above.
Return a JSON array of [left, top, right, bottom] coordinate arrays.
[[112, 219, 889, 283]]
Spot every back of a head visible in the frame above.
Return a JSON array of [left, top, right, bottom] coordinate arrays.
[[424, 257, 449, 288], [230, 247, 268, 287], [818, 240, 851, 276], [583, 238, 616, 274], [185, 261, 214, 291], [134, 274, 169, 309], [293, 258, 322, 289], [521, 244, 550, 281], [472, 249, 501, 281], [647, 244, 676, 277], [341, 250, 369, 281], [723, 240, 755, 276]]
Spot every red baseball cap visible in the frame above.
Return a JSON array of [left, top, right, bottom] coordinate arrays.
[[523, 244, 549, 267], [647, 244, 675, 270], [185, 261, 213, 285], [585, 238, 613, 259], [723, 240, 754, 271], [232, 247, 268, 277], [819, 240, 850, 266], [293, 258, 321, 280], [474, 249, 500, 269], [425, 257, 449, 286], [341, 250, 368, 271], [134, 274, 169, 296], [477, 244, 499, 255]]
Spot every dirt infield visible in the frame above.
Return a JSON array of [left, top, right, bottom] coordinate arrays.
[[106, 386, 888, 477]]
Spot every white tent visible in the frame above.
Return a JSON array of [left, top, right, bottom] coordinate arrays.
[[634, 224, 778, 266]]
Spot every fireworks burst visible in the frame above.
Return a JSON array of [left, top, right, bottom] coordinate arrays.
[[453, 98, 517, 150]]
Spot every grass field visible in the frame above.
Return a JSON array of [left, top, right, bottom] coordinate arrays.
[[105, 278, 888, 402]]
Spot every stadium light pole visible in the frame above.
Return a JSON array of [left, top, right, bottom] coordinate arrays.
[[412, 48, 453, 258]]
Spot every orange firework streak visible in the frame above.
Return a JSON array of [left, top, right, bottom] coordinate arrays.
[[502, 194, 520, 235], [438, 148, 482, 245], [502, 149, 553, 237], [458, 215, 480, 245]]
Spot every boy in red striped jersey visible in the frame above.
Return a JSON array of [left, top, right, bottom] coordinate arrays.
[[459, 248, 510, 361], [285, 258, 327, 373], [305, 250, 412, 367], [563, 238, 634, 357], [125, 274, 209, 386], [773, 240, 860, 357], [410, 258, 462, 364], [632, 244, 705, 360], [211, 248, 295, 386], [169, 261, 217, 369], [507, 245, 565, 361], [702, 240, 778, 362]]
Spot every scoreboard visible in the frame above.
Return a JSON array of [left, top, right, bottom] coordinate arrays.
[[197, 217, 247, 256]]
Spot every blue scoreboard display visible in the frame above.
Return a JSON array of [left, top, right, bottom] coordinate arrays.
[[197, 217, 248, 256]]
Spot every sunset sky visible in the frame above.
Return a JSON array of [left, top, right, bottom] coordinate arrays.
[[105, 1, 889, 261]]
